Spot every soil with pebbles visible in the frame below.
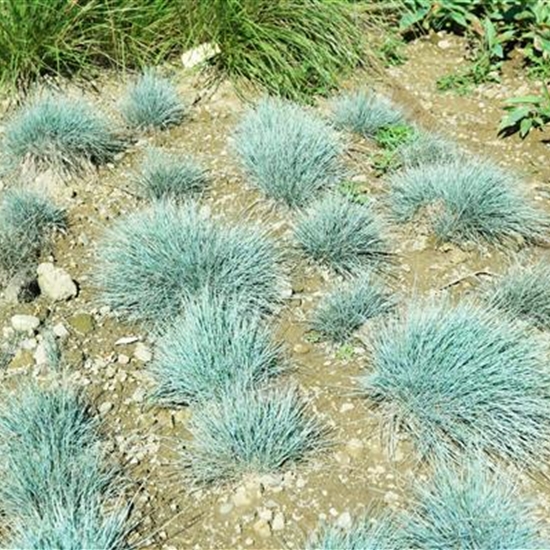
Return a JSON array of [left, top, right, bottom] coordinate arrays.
[[1, 32, 550, 549]]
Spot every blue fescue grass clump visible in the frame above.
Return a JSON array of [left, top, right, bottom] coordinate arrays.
[[483, 262, 550, 329], [121, 69, 186, 130], [3, 94, 125, 172], [359, 299, 550, 465], [181, 385, 326, 484], [397, 132, 462, 169], [312, 274, 394, 343], [0, 383, 130, 548], [295, 194, 390, 274], [403, 460, 545, 549], [135, 148, 208, 201], [96, 201, 282, 324], [308, 515, 400, 550], [389, 159, 548, 245], [233, 97, 345, 207], [332, 90, 404, 138], [0, 189, 66, 278], [149, 292, 282, 405]]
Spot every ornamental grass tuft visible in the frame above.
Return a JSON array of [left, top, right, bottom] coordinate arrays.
[[359, 298, 550, 465], [233, 97, 345, 207]]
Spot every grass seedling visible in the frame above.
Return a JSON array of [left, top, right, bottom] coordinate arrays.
[[312, 274, 394, 343], [233, 97, 345, 207], [0, 383, 130, 548], [403, 460, 545, 549], [96, 201, 282, 324], [3, 94, 125, 173], [149, 292, 282, 405], [360, 299, 550, 465], [135, 148, 208, 201], [295, 194, 390, 274], [0, 189, 66, 280], [389, 159, 548, 245], [181, 385, 326, 485], [483, 262, 550, 329], [121, 69, 186, 130], [332, 91, 404, 138]]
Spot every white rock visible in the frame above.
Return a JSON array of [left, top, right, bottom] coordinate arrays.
[[181, 42, 220, 68], [53, 322, 69, 339], [336, 511, 352, 530], [115, 336, 139, 346], [37, 263, 77, 301], [99, 402, 113, 416], [134, 342, 152, 363], [252, 519, 271, 538], [11, 314, 40, 333], [34, 341, 48, 365], [272, 512, 285, 531], [117, 354, 130, 365]]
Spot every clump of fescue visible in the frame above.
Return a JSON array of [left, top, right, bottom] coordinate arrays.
[[233, 97, 345, 207], [403, 460, 545, 549], [308, 514, 400, 550], [121, 69, 186, 130], [295, 194, 390, 274], [0, 383, 130, 548], [332, 91, 404, 138], [359, 299, 550, 465], [312, 274, 394, 343], [0, 189, 66, 279], [135, 148, 208, 201], [397, 132, 462, 169], [483, 262, 550, 329], [3, 94, 125, 172], [389, 159, 548, 245], [95, 201, 282, 324], [181, 385, 326, 485], [149, 293, 282, 405]]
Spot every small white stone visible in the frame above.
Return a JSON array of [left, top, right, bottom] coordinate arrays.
[[336, 511, 352, 530], [37, 263, 77, 302], [53, 322, 69, 339], [252, 519, 271, 538], [34, 341, 48, 365], [115, 336, 139, 346], [219, 502, 233, 515], [181, 42, 220, 68], [99, 402, 113, 415], [272, 512, 285, 531], [232, 487, 251, 508], [11, 314, 40, 333], [134, 342, 152, 363], [258, 508, 273, 522], [117, 354, 130, 365]]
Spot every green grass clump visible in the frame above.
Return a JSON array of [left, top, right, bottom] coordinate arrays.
[[360, 299, 550, 465], [403, 460, 545, 549], [121, 69, 186, 130], [182, 385, 326, 484], [332, 91, 404, 138], [0, 189, 66, 280], [483, 262, 550, 329], [184, 0, 362, 102], [312, 274, 394, 343], [135, 148, 208, 201], [233, 97, 345, 207], [0, 383, 130, 548], [149, 293, 282, 405], [389, 160, 548, 245], [3, 94, 125, 173], [96, 201, 282, 324], [295, 194, 389, 274], [397, 132, 461, 169], [374, 124, 417, 151], [308, 515, 400, 550]]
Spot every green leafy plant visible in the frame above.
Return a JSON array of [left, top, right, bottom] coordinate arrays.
[[499, 82, 550, 137], [374, 124, 417, 150]]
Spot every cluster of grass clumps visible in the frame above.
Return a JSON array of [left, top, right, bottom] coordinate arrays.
[[181, 385, 326, 484], [312, 274, 394, 343], [403, 460, 544, 549], [121, 69, 186, 130], [96, 201, 282, 323], [389, 159, 548, 245], [233, 98, 345, 207], [295, 194, 390, 274], [359, 298, 550, 465], [3, 94, 125, 173], [0, 382, 130, 548], [0, 189, 66, 280], [483, 262, 550, 329], [135, 148, 208, 201], [332, 90, 404, 138], [149, 292, 282, 405]]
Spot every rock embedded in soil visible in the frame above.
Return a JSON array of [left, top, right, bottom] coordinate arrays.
[[37, 263, 78, 301], [11, 314, 40, 333], [134, 342, 152, 362], [68, 313, 95, 335]]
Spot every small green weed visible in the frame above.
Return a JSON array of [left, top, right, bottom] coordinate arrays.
[[375, 124, 417, 150], [337, 180, 370, 204]]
